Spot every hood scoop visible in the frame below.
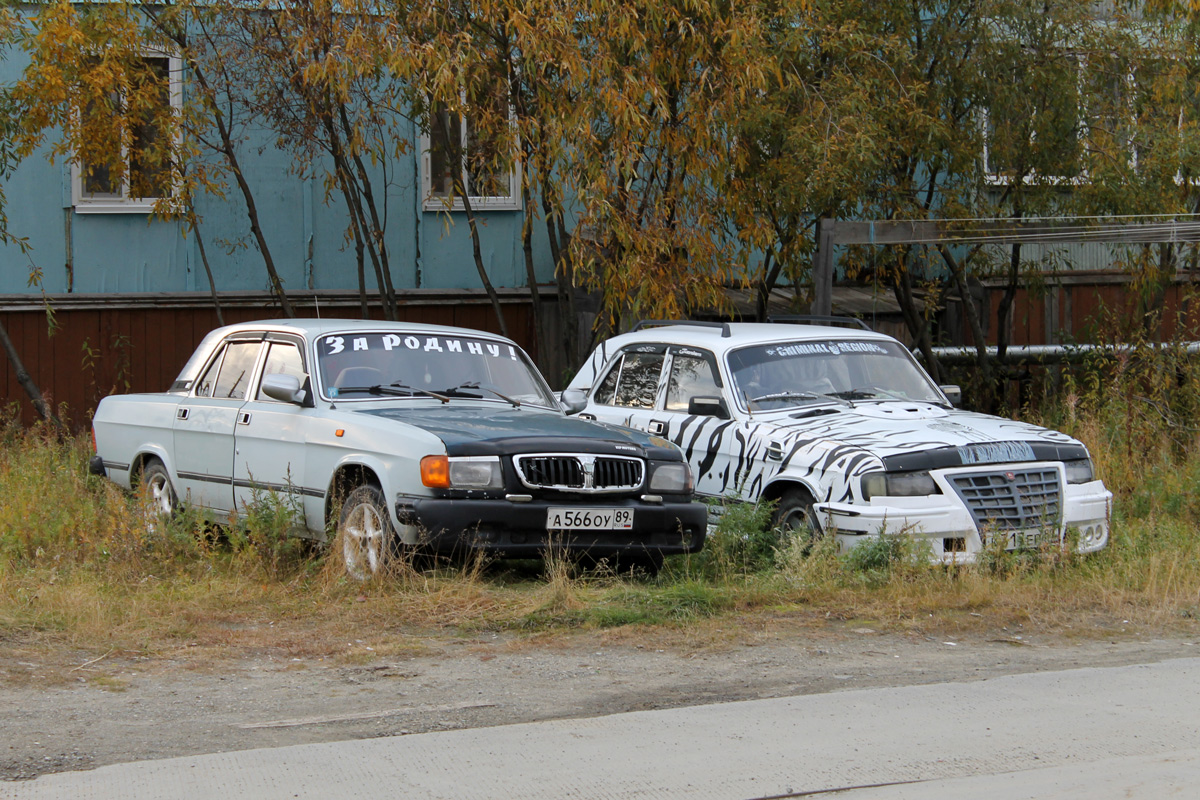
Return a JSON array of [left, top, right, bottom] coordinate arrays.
[[852, 403, 949, 420], [790, 407, 840, 420]]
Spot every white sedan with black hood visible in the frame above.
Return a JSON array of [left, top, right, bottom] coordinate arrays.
[[561, 319, 1111, 563], [90, 320, 706, 577]]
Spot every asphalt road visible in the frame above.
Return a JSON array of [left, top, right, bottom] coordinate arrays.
[[5, 656, 1199, 799]]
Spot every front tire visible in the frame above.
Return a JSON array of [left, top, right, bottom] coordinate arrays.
[[338, 485, 395, 580], [772, 488, 822, 553]]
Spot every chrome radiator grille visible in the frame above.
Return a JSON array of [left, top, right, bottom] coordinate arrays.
[[514, 454, 644, 493], [949, 468, 1062, 531]]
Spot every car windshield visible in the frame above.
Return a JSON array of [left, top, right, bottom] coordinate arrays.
[[727, 339, 945, 410], [315, 331, 558, 407]]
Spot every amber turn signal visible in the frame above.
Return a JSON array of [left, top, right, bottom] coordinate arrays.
[[421, 455, 450, 488]]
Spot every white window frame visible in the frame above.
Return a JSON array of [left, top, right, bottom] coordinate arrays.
[[1129, 56, 1200, 187], [981, 50, 1088, 187], [420, 99, 522, 213], [71, 50, 183, 214]]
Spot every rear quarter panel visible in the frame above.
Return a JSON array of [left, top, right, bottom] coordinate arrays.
[[93, 394, 185, 489]]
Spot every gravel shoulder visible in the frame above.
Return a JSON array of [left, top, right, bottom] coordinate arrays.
[[4, 620, 1197, 781]]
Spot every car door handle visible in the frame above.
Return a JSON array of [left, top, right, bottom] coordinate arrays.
[[648, 421, 665, 435], [177, 408, 190, 421], [238, 412, 252, 425]]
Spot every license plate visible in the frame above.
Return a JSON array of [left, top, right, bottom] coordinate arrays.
[[546, 508, 634, 531], [991, 530, 1054, 550]]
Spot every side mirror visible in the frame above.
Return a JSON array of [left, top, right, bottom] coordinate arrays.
[[262, 373, 307, 406], [559, 387, 588, 415], [688, 395, 729, 419], [940, 384, 962, 407]]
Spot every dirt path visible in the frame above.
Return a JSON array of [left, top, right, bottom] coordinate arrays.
[[4, 621, 1197, 781]]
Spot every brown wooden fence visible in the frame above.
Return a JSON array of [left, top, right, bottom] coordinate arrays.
[[0, 290, 541, 428], [981, 272, 1200, 346]]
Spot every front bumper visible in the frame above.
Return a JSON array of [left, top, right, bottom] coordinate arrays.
[[400, 497, 708, 558], [813, 478, 1112, 563]]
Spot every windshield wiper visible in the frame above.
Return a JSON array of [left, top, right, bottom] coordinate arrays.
[[748, 391, 849, 409], [439, 381, 521, 407], [829, 386, 902, 401], [335, 383, 450, 403]]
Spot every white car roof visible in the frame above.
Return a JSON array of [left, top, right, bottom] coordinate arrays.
[[602, 321, 898, 354], [205, 318, 516, 341], [173, 319, 520, 388]]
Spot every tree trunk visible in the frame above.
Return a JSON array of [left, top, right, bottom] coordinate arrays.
[[442, 113, 508, 339], [187, 200, 224, 327], [937, 243, 992, 391], [0, 316, 62, 427], [1142, 243, 1176, 341], [889, 250, 941, 384], [534, 147, 578, 370], [996, 242, 1021, 363], [460, 189, 509, 339], [189, 64, 294, 317], [521, 182, 544, 364], [755, 250, 783, 323], [355, 232, 369, 319]]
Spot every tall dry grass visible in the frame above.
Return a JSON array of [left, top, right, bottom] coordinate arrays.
[[4, 343, 1200, 665]]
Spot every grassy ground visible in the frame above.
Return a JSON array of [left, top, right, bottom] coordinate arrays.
[[3, 356, 1200, 667]]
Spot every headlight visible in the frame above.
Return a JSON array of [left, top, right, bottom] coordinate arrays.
[[861, 470, 940, 499], [649, 462, 693, 493], [421, 455, 503, 489], [1064, 458, 1095, 484]]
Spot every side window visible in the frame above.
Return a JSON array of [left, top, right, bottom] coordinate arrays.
[[594, 360, 621, 406], [256, 342, 306, 401], [194, 351, 223, 398], [211, 342, 261, 400], [665, 353, 720, 412], [594, 352, 666, 409]]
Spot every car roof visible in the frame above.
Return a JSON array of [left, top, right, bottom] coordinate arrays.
[[172, 319, 522, 388], [603, 322, 899, 354], [205, 318, 517, 342]]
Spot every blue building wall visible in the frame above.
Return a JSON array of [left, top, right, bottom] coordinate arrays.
[[0, 55, 552, 299]]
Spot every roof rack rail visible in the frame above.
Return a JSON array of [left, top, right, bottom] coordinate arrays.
[[632, 319, 732, 338], [766, 315, 872, 331]]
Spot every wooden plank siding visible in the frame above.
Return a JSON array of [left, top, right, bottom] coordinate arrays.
[[942, 273, 1200, 349], [0, 291, 542, 428]]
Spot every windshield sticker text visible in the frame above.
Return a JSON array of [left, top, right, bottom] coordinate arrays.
[[765, 341, 887, 358], [324, 335, 518, 360]]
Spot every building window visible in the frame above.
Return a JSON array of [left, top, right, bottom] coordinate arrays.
[[72, 53, 181, 214], [421, 95, 522, 212], [982, 51, 1084, 184]]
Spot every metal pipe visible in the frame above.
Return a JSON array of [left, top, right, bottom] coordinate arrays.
[[924, 342, 1200, 365]]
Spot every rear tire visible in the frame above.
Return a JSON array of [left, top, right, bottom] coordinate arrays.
[[139, 460, 177, 532], [338, 485, 395, 580]]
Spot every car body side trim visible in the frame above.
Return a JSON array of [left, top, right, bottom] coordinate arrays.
[[177, 471, 325, 499]]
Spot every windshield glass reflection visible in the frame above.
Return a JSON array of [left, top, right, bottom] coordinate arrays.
[[728, 339, 944, 410], [315, 332, 557, 407]]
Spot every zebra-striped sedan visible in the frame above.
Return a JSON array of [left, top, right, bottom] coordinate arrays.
[[562, 319, 1110, 562]]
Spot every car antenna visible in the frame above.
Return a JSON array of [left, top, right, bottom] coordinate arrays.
[[315, 295, 321, 319]]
